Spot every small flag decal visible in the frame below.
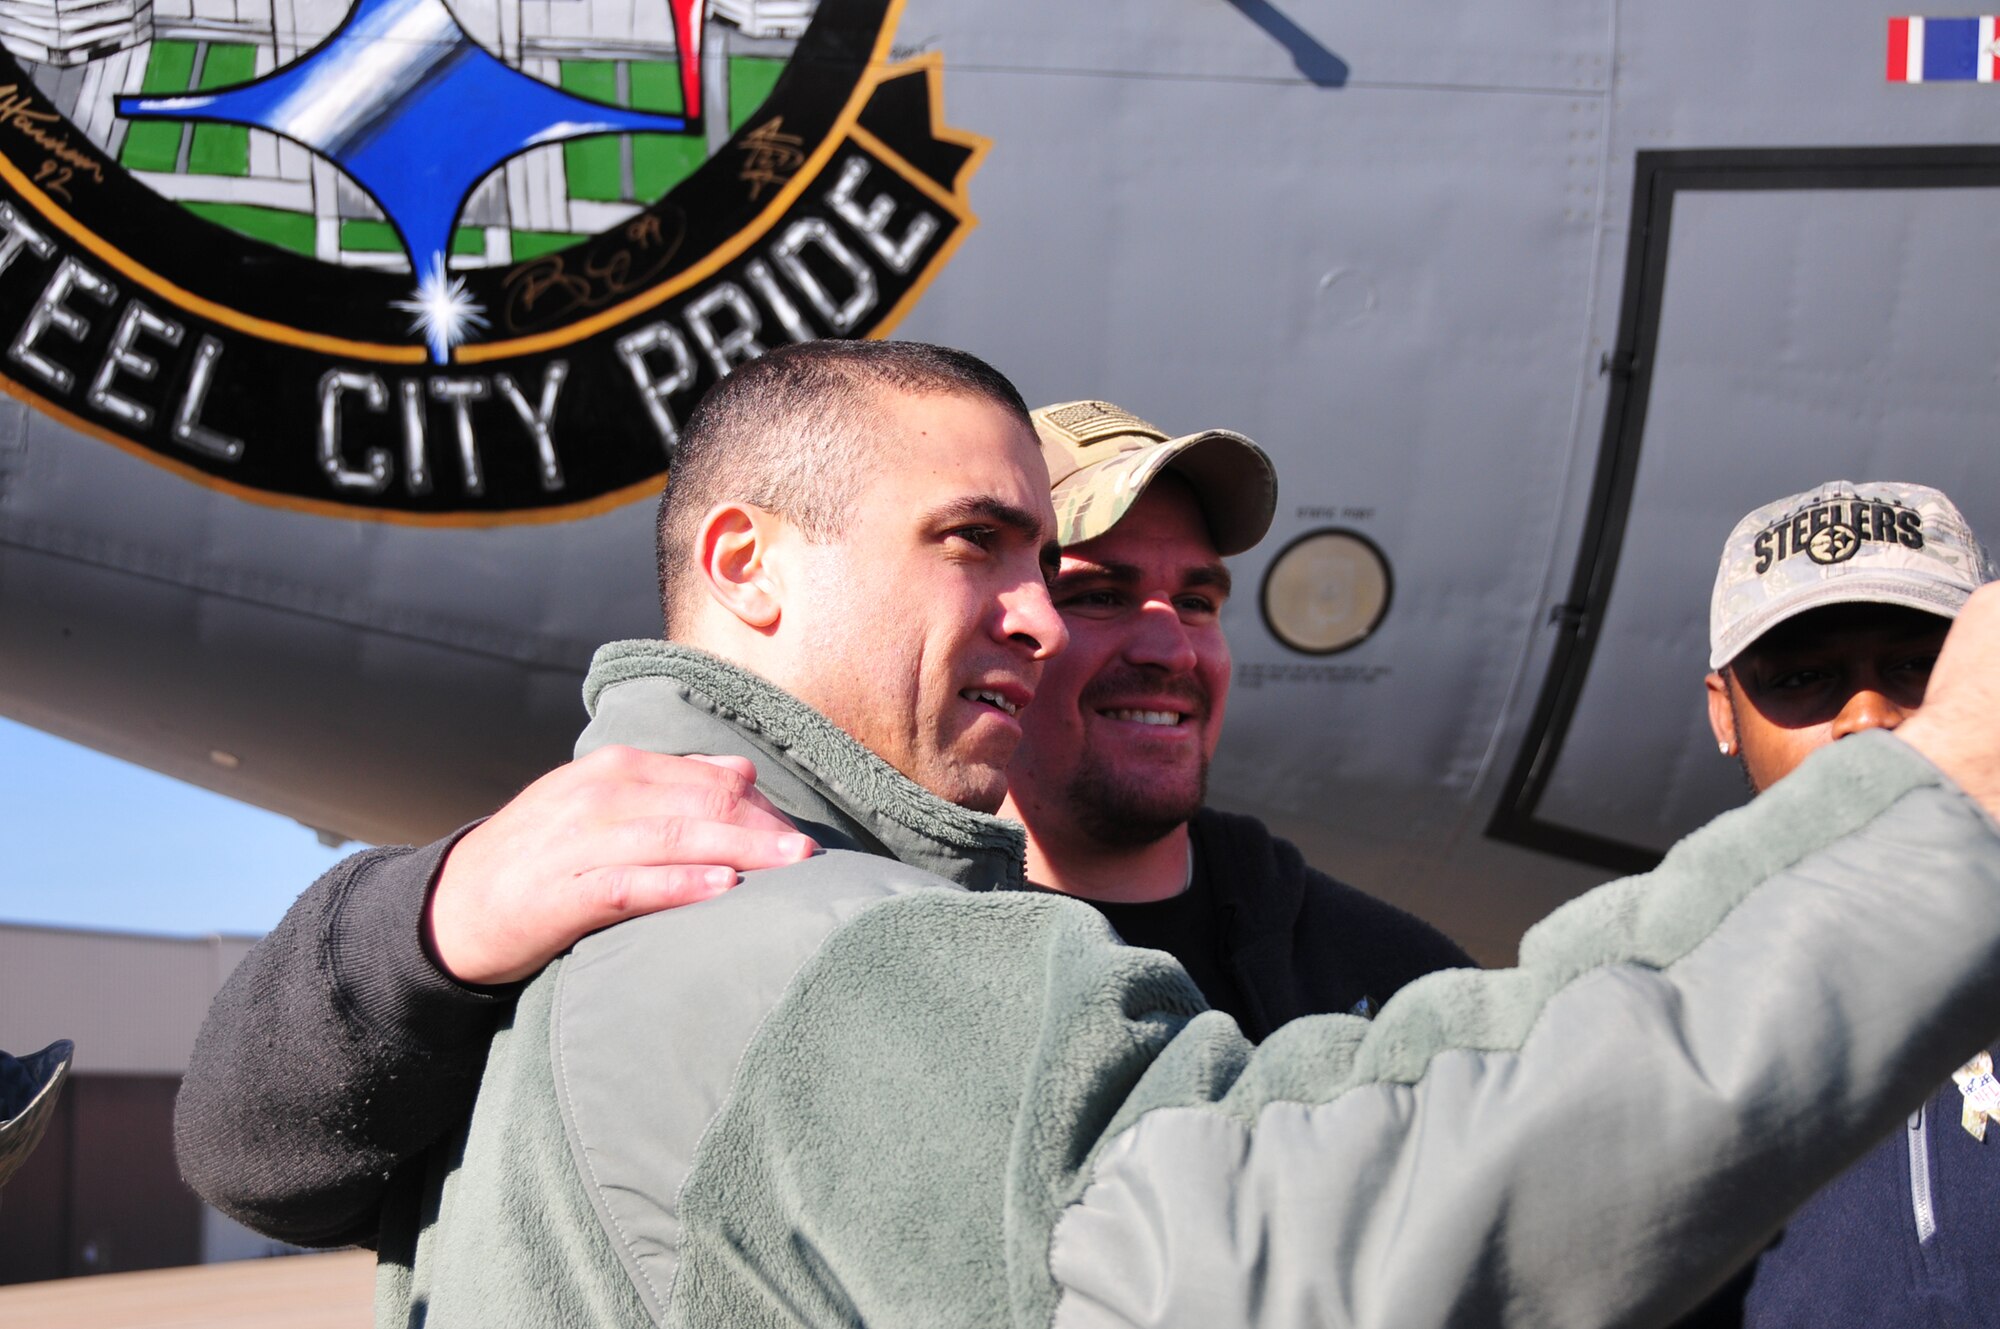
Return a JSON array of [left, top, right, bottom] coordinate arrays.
[[1888, 16, 2000, 82]]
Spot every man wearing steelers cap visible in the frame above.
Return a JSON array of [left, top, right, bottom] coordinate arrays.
[[1706, 481, 1996, 795], [1688, 481, 2000, 1329]]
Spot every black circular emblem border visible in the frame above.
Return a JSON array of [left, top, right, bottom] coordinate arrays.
[[0, 0, 986, 522]]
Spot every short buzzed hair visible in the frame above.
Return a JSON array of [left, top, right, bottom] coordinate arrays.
[[656, 340, 1032, 634]]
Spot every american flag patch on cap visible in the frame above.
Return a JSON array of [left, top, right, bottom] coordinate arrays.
[[1888, 16, 2000, 82], [1039, 401, 1163, 446]]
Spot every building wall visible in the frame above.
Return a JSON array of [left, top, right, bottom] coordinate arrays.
[[0, 923, 290, 1285], [0, 1074, 203, 1281], [0, 924, 252, 1075]]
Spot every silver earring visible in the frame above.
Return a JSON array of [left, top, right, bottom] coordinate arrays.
[[1718, 740, 1732, 756]]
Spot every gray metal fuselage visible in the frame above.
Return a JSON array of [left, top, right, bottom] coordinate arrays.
[[2, 0, 1994, 959]]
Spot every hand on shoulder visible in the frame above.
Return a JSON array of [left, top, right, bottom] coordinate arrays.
[[425, 747, 815, 985]]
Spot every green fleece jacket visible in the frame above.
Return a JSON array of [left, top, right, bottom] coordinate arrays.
[[377, 642, 2000, 1329]]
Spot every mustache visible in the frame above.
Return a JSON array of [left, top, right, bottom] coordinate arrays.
[[1077, 667, 1209, 718]]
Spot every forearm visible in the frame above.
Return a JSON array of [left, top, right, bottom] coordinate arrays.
[[1048, 732, 2000, 1328], [174, 828, 506, 1247]]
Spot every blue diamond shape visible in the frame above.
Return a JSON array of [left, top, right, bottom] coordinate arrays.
[[119, 0, 691, 359]]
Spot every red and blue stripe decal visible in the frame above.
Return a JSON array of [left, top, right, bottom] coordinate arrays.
[[1888, 16, 2000, 82]]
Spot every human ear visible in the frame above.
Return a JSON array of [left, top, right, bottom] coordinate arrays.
[[696, 502, 784, 630], [1704, 670, 1736, 754]]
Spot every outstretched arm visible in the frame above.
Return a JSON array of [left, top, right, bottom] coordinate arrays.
[[1043, 586, 2000, 1328], [1043, 740, 2000, 1328], [642, 593, 2000, 1328], [175, 747, 813, 1246]]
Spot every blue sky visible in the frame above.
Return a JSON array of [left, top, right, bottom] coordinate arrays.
[[0, 716, 349, 938]]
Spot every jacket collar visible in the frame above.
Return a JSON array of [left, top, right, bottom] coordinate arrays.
[[578, 641, 1026, 891]]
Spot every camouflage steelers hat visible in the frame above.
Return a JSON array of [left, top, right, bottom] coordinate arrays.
[[1709, 480, 1996, 670], [0, 1040, 73, 1189], [1033, 401, 1277, 555]]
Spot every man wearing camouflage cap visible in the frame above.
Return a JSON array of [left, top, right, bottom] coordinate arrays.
[[1007, 401, 1467, 1035], [1689, 481, 2000, 1329]]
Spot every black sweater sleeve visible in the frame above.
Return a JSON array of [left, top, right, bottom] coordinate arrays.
[[173, 827, 510, 1248]]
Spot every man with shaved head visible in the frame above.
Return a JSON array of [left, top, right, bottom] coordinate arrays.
[[179, 395, 1469, 1257], [179, 344, 2000, 1329]]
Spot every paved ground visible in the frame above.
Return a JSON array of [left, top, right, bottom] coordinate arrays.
[[0, 1250, 371, 1328]]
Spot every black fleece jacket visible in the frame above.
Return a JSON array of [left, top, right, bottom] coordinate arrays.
[[1185, 807, 1472, 1040]]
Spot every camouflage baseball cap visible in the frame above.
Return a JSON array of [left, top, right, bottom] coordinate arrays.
[[1033, 401, 1277, 556], [0, 1040, 73, 1189], [1709, 480, 1995, 670]]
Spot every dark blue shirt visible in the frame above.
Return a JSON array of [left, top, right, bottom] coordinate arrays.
[[1743, 1045, 2000, 1329]]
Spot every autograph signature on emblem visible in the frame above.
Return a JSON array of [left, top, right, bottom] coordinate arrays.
[[501, 211, 687, 332], [738, 117, 808, 200], [0, 84, 106, 201]]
